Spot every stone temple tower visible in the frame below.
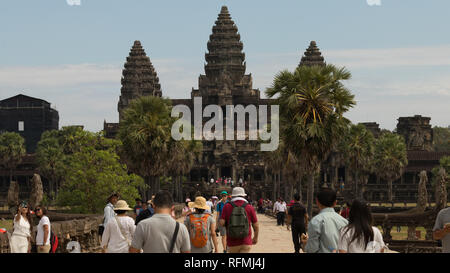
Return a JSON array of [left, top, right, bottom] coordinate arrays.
[[299, 41, 326, 67], [118, 40, 162, 121], [191, 6, 260, 107]]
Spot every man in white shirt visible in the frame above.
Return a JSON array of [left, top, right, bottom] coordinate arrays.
[[206, 198, 214, 214], [273, 198, 287, 226], [104, 193, 119, 225], [35, 206, 51, 253]]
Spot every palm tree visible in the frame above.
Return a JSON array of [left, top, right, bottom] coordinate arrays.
[[36, 137, 65, 196], [266, 64, 355, 217], [168, 138, 202, 202], [339, 124, 375, 200], [374, 132, 408, 204], [263, 143, 285, 202], [118, 96, 175, 200], [0, 132, 26, 183]]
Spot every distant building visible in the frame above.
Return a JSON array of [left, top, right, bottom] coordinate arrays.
[[0, 94, 59, 153]]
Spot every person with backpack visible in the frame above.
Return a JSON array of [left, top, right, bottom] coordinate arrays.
[[101, 200, 136, 253], [184, 196, 219, 253], [338, 199, 385, 253], [219, 187, 259, 253], [215, 191, 228, 253], [35, 206, 51, 253]]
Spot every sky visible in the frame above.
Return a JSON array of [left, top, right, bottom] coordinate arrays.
[[0, 0, 449, 132]]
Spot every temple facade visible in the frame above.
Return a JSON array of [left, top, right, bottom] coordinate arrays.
[[103, 6, 448, 201]]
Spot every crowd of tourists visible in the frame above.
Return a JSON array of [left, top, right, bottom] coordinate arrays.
[[5, 187, 450, 253], [99, 187, 259, 253], [100, 187, 450, 254]]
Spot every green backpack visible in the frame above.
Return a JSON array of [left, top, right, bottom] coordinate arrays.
[[228, 202, 249, 239]]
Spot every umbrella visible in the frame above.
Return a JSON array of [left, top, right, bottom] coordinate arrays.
[[0, 228, 7, 234]]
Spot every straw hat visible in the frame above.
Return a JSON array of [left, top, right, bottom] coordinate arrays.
[[188, 196, 210, 211], [231, 187, 247, 197], [114, 200, 133, 211]]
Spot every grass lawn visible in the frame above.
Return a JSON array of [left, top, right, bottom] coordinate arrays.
[[0, 219, 13, 231], [378, 225, 427, 240]]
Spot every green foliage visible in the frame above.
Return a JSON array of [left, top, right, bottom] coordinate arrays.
[[431, 156, 450, 190], [118, 96, 175, 179], [36, 126, 143, 213], [374, 132, 408, 202], [0, 132, 26, 180], [266, 64, 355, 172], [56, 146, 143, 214], [117, 95, 202, 200], [265, 64, 355, 215], [36, 135, 65, 196], [339, 124, 376, 198], [433, 126, 450, 152]]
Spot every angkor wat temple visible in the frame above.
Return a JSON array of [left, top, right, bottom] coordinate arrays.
[[103, 6, 448, 202], [0, 6, 447, 205]]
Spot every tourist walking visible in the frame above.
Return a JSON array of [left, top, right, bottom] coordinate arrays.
[[99, 193, 119, 236], [433, 206, 450, 253], [104, 193, 119, 224], [338, 199, 385, 253], [301, 188, 348, 253], [339, 202, 351, 220], [215, 191, 229, 253], [182, 198, 193, 216], [206, 198, 214, 214], [130, 190, 191, 253], [273, 197, 287, 226], [184, 196, 219, 253], [135, 200, 155, 225], [133, 198, 143, 217], [101, 200, 136, 253], [35, 206, 51, 253], [287, 194, 308, 253], [10, 201, 32, 253], [257, 198, 264, 214], [219, 187, 259, 253]]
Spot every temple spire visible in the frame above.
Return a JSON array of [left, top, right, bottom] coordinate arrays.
[[118, 40, 162, 121], [299, 41, 326, 67], [204, 6, 246, 81]]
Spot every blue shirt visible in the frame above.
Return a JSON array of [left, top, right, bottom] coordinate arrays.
[[305, 207, 348, 253], [216, 201, 228, 218]]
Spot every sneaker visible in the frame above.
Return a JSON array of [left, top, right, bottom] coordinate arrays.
[[223, 250, 227, 253]]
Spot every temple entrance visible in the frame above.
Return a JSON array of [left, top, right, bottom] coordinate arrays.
[[221, 166, 231, 178]]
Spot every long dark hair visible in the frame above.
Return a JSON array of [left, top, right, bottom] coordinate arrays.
[[343, 199, 374, 249]]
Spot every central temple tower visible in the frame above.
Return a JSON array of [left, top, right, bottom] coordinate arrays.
[[191, 6, 260, 106]]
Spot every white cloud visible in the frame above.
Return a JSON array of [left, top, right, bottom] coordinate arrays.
[[366, 0, 382, 6], [1, 44, 449, 132], [66, 0, 81, 6]]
